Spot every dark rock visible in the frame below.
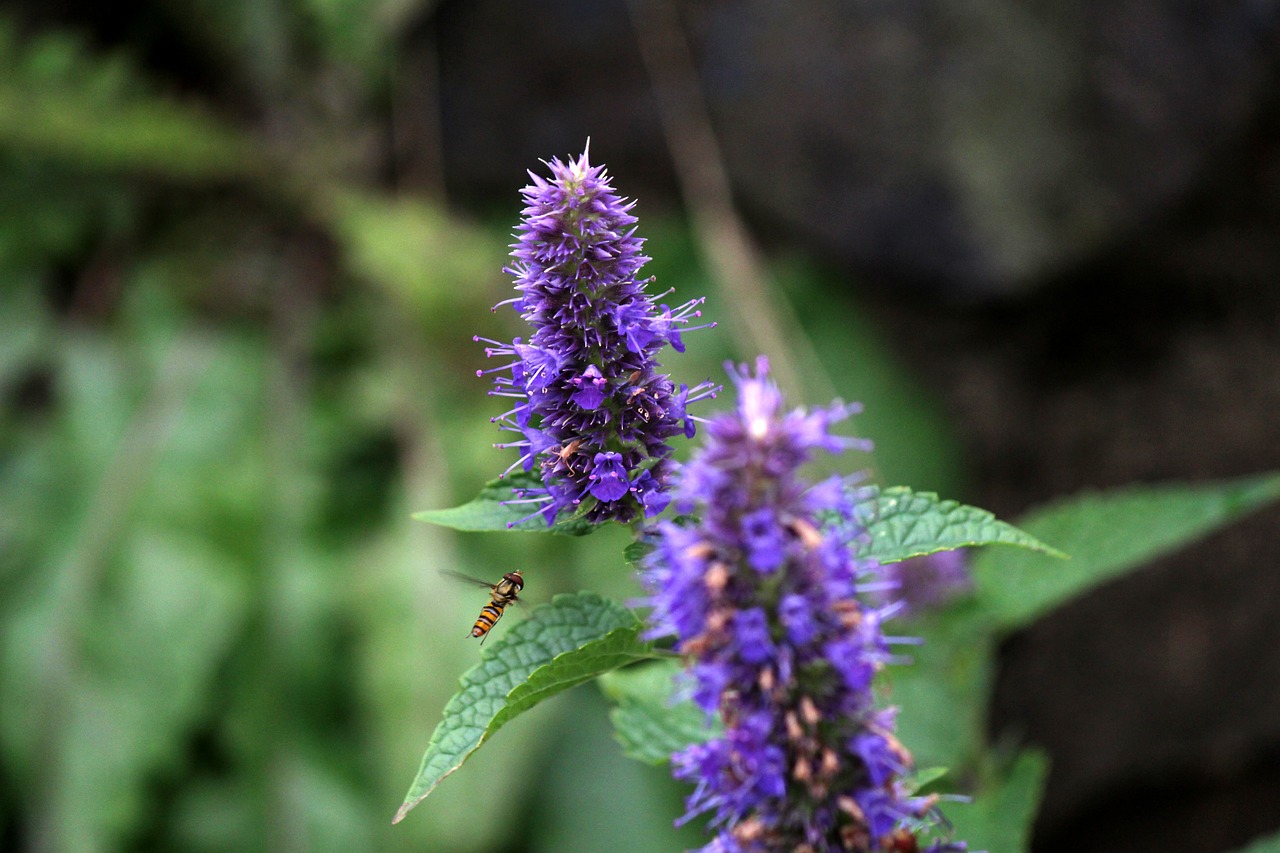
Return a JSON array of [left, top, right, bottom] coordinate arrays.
[[431, 0, 1280, 291], [431, 0, 673, 204], [688, 0, 1280, 291]]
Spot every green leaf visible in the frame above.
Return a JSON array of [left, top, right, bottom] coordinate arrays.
[[0, 330, 256, 851], [412, 470, 596, 536], [621, 516, 694, 566], [599, 660, 719, 766], [393, 592, 659, 823], [622, 538, 655, 566], [322, 190, 495, 317], [1232, 830, 1280, 853], [974, 472, 1280, 630], [899, 766, 949, 795], [856, 486, 1066, 565], [0, 26, 252, 181], [889, 602, 994, 774], [947, 750, 1049, 853], [524, 688, 709, 853]]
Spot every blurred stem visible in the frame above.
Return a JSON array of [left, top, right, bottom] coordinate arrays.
[[258, 233, 324, 853], [625, 0, 833, 404]]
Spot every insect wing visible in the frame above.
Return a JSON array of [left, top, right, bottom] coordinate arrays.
[[440, 569, 498, 590]]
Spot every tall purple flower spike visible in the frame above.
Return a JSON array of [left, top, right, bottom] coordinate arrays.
[[642, 358, 973, 853], [477, 145, 717, 526]]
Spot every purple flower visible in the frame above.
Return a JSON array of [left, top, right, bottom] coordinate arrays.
[[880, 550, 973, 615], [778, 594, 817, 646], [734, 607, 776, 665], [588, 451, 630, 502], [742, 507, 787, 573], [478, 145, 717, 525], [641, 358, 971, 853]]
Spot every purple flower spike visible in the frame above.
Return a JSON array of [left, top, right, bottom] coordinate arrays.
[[641, 358, 973, 853], [479, 145, 718, 525]]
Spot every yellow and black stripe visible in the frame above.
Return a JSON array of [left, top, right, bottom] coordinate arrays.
[[468, 570, 523, 644]]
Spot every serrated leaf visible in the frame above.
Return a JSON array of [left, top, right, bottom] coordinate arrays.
[[393, 592, 659, 823], [947, 750, 1049, 853], [599, 660, 720, 765], [412, 470, 595, 536], [974, 472, 1280, 630], [855, 486, 1066, 564]]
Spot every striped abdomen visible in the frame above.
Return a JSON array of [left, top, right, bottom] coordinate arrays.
[[470, 602, 508, 640], [470, 570, 523, 643]]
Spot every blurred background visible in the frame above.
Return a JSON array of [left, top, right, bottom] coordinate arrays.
[[2, 1, 1279, 851]]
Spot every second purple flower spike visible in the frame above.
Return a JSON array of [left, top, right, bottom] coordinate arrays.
[[641, 358, 972, 853]]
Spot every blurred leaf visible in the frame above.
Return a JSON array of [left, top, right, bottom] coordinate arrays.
[[0, 327, 254, 851], [301, 0, 436, 68], [323, 191, 496, 318], [856, 486, 1067, 565], [73, 536, 247, 840], [889, 601, 993, 774], [0, 281, 52, 396], [599, 659, 719, 766], [0, 25, 253, 180], [947, 750, 1049, 853], [901, 766, 950, 794], [527, 689, 707, 853], [413, 470, 597, 536], [394, 592, 659, 823], [974, 472, 1280, 630], [0, 540, 246, 851], [1233, 830, 1280, 853], [0, 154, 141, 270], [622, 538, 655, 566]]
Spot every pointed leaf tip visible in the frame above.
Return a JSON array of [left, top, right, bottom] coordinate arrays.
[[853, 485, 1066, 565]]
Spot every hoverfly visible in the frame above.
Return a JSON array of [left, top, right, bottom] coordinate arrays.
[[442, 570, 524, 643]]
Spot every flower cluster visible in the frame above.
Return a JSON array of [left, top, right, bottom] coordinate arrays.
[[478, 147, 716, 526], [642, 358, 970, 853]]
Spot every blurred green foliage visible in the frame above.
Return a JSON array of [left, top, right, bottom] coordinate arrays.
[[0, 6, 964, 852]]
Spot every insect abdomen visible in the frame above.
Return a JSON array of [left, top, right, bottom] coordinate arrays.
[[471, 603, 505, 638]]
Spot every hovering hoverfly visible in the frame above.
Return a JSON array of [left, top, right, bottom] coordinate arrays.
[[443, 570, 524, 643]]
